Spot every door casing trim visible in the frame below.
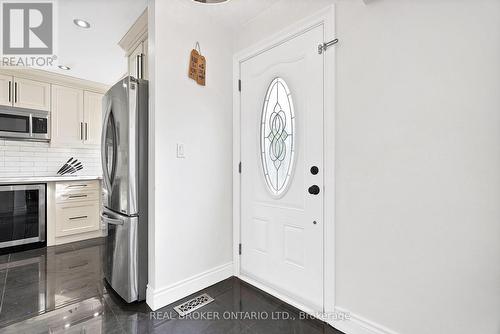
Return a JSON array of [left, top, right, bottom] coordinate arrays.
[[232, 5, 336, 321]]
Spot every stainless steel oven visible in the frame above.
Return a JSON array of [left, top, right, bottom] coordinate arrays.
[[0, 108, 50, 141], [0, 184, 46, 248]]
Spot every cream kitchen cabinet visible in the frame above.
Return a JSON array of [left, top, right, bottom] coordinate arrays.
[[0, 75, 50, 111], [129, 40, 147, 80], [51, 85, 84, 147], [54, 180, 101, 238], [83, 91, 103, 146], [0, 74, 12, 106], [14, 77, 51, 111], [120, 9, 148, 80], [51, 86, 102, 147]]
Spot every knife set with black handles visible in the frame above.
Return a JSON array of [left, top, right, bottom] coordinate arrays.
[[57, 157, 84, 175]]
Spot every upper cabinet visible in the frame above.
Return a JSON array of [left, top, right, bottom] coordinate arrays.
[[0, 74, 12, 107], [83, 91, 103, 146], [128, 41, 147, 80], [51, 86, 103, 148], [119, 9, 148, 80], [51, 85, 84, 147], [14, 77, 51, 111], [0, 75, 50, 111], [0, 69, 108, 148]]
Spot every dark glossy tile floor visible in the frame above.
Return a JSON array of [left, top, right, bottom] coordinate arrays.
[[0, 238, 343, 334]]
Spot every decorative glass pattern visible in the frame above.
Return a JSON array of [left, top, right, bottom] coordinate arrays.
[[260, 78, 295, 197]]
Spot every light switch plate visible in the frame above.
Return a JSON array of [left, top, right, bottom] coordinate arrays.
[[176, 143, 185, 158]]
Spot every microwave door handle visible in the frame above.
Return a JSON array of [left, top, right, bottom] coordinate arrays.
[[29, 114, 33, 137]]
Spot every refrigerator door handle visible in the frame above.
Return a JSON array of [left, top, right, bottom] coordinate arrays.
[[101, 213, 124, 225], [101, 100, 113, 192]]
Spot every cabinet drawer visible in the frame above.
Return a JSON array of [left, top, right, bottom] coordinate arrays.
[[56, 189, 99, 204], [56, 180, 100, 192], [55, 202, 99, 237], [56, 180, 100, 204]]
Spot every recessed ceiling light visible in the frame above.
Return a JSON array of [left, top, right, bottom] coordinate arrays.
[[58, 65, 71, 70], [73, 19, 90, 28]]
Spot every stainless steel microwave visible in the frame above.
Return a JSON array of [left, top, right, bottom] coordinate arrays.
[[0, 108, 50, 141]]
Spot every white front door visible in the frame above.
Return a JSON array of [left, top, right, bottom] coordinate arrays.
[[240, 25, 324, 311]]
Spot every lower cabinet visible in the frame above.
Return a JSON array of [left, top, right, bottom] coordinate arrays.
[[55, 201, 99, 237], [51, 180, 103, 243]]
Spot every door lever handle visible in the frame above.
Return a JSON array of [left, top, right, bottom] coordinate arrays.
[[308, 185, 320, 195]]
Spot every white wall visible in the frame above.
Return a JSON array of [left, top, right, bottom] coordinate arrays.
[[236, 1, 500, 334], [147, 0, 234, 310], [0, 139, 101, 177]]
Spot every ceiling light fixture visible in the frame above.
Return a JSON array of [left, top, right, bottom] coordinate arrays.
[[58, 65, 71, 70], [73, 19, 90, 28]]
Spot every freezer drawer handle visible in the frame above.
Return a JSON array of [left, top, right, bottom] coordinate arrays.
[[101, 214, 124, 226]]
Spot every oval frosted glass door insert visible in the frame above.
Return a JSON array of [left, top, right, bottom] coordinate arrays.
[[260, 78, 296, 197]]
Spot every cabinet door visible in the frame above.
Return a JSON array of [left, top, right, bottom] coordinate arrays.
[[55, 201, 100, 237], [51, 85, 84, 147], [14, 77, 51, 111], [128, 42, 143, 79], [83, 91, 103, 146], [0, 74, 13, 107]]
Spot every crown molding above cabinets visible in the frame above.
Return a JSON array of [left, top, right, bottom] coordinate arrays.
[[119, 8, 148, 57]]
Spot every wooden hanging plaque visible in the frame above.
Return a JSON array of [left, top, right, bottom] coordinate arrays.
[[189, 49, 200, 80], [196, 54, 206, 86]]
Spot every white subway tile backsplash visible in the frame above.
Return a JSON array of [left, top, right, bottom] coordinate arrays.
[[19, 146, 49, 152], [0, 140, 102, 177], [22, 157, 47, 163], [4, 151, 25, 157], [6, 161, 34, 167]]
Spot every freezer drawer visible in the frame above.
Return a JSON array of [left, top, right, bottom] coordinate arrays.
[[102, 208, 142, 303]]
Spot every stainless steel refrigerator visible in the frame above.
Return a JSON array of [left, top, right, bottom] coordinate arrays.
[[101, 76, 148, 302]]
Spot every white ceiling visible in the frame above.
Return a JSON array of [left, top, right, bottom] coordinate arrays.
[[189, 0, 282, 29], [47, 0, 282, 85], [48, 0, 148, 85]]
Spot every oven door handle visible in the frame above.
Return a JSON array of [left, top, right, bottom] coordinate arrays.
[[101, 213, 124, 226]]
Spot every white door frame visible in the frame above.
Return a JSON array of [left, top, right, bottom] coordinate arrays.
[[232, 5, 336, 317]]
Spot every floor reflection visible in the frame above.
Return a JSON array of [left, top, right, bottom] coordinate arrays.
[[0, 238, 108, 332], [0, 238, 341, 334]]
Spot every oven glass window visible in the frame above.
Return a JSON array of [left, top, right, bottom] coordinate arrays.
[[0, 114, 29, 133], [0, 189, 40, 242]]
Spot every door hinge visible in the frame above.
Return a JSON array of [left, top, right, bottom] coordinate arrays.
[[238, 162, 242, 174], [238, 79, 241, 92], [239, 243, 242, 255], [318, 38, 339, 54]]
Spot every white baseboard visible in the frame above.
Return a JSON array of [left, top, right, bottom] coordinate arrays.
[[146, 262, 233, 311], [331, 307, 400, 334]]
